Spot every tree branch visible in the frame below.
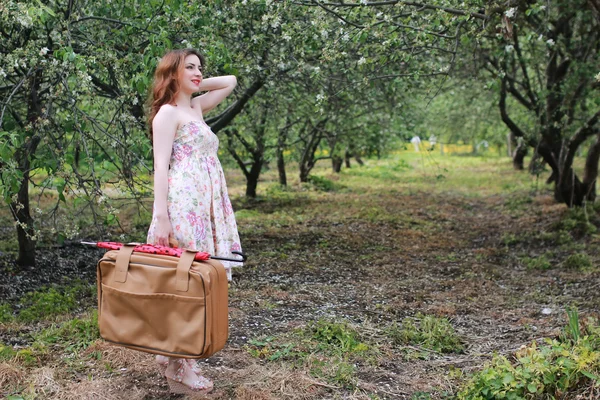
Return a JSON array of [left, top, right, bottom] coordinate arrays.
[[208, 78, 265, 133]]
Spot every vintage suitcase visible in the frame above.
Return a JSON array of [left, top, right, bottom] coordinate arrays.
[[96, 244, 228, 358]]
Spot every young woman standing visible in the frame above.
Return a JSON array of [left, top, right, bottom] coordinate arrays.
[[146, 48, 242, 394]]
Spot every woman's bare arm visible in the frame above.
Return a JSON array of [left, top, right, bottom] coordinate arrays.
[[193, 76, 237, 114], [151, 106, 178, 246]]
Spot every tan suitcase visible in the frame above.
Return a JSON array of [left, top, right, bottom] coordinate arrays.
[[96, 244, 228, 358]]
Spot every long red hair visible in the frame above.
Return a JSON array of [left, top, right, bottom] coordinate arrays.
[[147, 48, 205, 139]]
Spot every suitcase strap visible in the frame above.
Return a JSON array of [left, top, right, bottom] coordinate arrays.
[[176, 250, 197, 292], [114, 244, 136, 283], [113, 245, 198, 293]]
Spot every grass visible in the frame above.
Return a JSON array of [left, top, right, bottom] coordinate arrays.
[[457, 310, 600, 400], [0, 281, 96, 323], [1, 149, 599, 399], [387, 313, 464, 355]]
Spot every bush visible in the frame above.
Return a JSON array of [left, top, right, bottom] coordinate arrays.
[[457, 310, 600, 399]]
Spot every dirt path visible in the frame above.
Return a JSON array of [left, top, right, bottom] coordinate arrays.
[[1, 177, 599, 399]]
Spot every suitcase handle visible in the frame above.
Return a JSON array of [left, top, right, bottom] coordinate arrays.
[[113, 245, 198, 292]]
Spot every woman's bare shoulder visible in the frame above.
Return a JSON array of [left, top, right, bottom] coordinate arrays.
[[154, 104, 179, 130], [157, 104, 178, 117]]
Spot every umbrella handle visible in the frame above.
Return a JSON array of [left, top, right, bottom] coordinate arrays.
[[210, 251, 247, 263]]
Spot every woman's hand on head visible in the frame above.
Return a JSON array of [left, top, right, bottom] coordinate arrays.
[[193, 75, 237, 113]]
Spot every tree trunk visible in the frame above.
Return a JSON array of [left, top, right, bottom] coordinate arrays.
[[12, 163, 37, 266], [277, 147, 287, 186], [332, 156, 343, 173], [298, 119, 326, 183], [344, 150, 351, 168], [512, 141, 527, 170], [528, 147, 544, 174], [276, 128, 287, 186], [245, 159, 262, 198], [299, 163, 310, 183], [12, 70, 43, 266], [582, 134, 600, 202]]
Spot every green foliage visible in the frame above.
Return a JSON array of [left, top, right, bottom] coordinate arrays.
[[502, 233, 521, 247], [554, 207, 598, 237], [0, 311, 99, 370], [387, 313, 463, 354], [245, 337, 298, 362], [33, 311, 100, 353], [504, 195, 533, 212], [17, 283, 95, 322], [457, 312, 600, 400], [521, 255, 552, 271], [310, 320, 369, 354], [309, 358, 356, 387], [563, 253, 593, 270], [0, 342, 18, 361], [307, 175, 343, 192], [343, 165, 401, 180], [0, 302, 14, 323]]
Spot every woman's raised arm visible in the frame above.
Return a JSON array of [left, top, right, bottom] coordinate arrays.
[[193, 76, 237, 114]]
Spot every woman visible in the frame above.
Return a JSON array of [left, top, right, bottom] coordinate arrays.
[[146, 48, 242, 394]]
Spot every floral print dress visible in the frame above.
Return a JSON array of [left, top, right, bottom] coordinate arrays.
[[147, 120, 242, 280]]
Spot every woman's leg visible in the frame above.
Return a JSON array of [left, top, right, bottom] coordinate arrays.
[[164, 357, 213, 393]]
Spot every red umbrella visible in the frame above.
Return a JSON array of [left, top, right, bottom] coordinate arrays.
[[81, 241, 245, 263]]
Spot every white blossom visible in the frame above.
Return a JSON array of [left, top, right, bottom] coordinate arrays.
[[504, 7, 517, 18], [132, 97, 139, 105], [282, 34, 291, 41], [0, 69, 6, 78], [595, 72, 600, 82], [357, 57, 367, 65], [316, 93, 324, 102], [546, 39, 555, 46], [39, 47, 49, 56], [505, 45, 514, 52], [270, 16, 281, 29], [360, 0, 368, 4]]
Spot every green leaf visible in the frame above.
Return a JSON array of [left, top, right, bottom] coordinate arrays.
[[527, 383, 538, 393], [502, 373, 514, 384], [581, 370, 600, 382], [35, 0, 56, 17]]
